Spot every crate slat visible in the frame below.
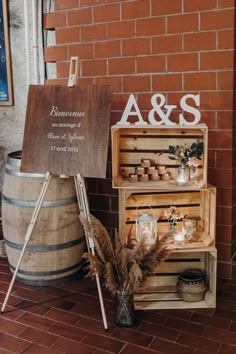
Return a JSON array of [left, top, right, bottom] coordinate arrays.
[[134, 295, 213, 310], [125, 190, 201, 207], [119, 136, 204, 152], [114, 126, 206, 136], [135, 292, 180, 301]]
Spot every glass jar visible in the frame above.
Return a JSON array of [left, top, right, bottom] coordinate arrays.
[[167, 224, 177, 240], [175, 165, 189, 186], [182, 218, 197, 240], [189, 166, 198, 181]]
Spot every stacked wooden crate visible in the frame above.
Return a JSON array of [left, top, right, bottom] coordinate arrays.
[[111, 124, 217, 309]]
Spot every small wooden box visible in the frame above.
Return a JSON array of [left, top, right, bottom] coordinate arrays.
[[111, 124, 208, 190], [134, 248, 217, 309], [118, 185, 216, 250]]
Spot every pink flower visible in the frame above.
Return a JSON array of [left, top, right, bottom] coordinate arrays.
[[164, 206, 183, 220], [187, 156, 200, 168]]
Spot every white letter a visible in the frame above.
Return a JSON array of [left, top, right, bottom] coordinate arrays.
[[116, 94, 147, 126]]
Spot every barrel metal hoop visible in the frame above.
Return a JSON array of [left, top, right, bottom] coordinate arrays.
[[4, 236, 85, 252], [2, 194, 77, 208], [5, 168, 46, 178], [7, 152, 22, 167], [9, 260, 84, 277], [13, 270, 84, 286]]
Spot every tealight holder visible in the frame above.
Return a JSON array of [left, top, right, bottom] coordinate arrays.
[[141, 159, 151, 167], [135, 166, 145, 175], [174, 231, 185, 246], [147, 166, 156, 174], [161, 173, 170, 181], [139, 174, 149, 182], [158, 165, 166, 175], [175, 165, 189, 186], [128, 173, 138, 183], [150, 173, 160, 181]]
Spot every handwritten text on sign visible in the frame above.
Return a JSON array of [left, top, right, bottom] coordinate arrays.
[[21, 85, 112, 177], [48, 106, 86, 152], [117, 94, 200, 126]]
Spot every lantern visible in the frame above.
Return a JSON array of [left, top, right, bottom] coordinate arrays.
[[135, 212, 157, 246], [182, 218, 197, 239]]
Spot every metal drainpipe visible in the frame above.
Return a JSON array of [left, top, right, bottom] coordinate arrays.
[[24, 0, 30, 86], [32, 0, 40, 84]]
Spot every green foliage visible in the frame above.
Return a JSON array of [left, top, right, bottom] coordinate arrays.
[[168, 141, 204, 166]]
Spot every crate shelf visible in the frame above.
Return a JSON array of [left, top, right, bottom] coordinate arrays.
[[112, 123, 216, 310], [119, 185, 216, 250], [111, 124, 208, 190], [134, 248, 217, 310]]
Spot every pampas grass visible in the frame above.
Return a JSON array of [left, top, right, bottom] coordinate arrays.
[[80, 214, 169, 296]]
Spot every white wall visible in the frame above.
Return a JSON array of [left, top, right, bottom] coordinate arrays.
[[0, 0, 54, 191]]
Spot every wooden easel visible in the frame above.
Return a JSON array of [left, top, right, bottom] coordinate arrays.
[[1, 58, 108, 330]]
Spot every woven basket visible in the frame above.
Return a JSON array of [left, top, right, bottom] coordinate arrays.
[[177, 269, 207, 302]]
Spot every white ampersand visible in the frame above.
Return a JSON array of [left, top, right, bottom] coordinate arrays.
[[148, 94, 177, 126]]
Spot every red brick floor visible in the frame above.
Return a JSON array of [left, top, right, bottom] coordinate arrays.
[[0, 257, 236, 354]]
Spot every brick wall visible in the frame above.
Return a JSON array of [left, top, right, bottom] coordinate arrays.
[[44, 0, 236, 279]]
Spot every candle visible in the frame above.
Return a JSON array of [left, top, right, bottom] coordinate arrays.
[[150, 173, 160, 181], [175, 166, 189, 186], [135, 166, 145, 175], [141, 159, 151, 167], [161, 173, 170, 181], [175, 175, 187, 186], [174, 231, 185, 246], [139, 174, 149, 182], [128, 173, 138, 182], [147, 166, 156, 174], [142, 226, 152, 244], [158, 165, 166, 175]]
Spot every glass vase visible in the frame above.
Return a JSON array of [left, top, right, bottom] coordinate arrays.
[[175, 164, 189, 186], [168, 224, 176, 235], [189, 166, 198, 182], [166, 224, 177, 242], [115, 293, 135, 327]]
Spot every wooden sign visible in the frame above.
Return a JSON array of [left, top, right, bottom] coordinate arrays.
[[21, 85, 112, 177]]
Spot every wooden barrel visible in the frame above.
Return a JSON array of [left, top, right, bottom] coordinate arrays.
[[1, 151, 86, 286]]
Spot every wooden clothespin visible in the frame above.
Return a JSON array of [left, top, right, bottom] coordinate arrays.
[[67, 57, 79, 87]]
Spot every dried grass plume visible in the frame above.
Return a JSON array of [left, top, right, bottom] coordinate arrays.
[[80, 214, 170, 296]]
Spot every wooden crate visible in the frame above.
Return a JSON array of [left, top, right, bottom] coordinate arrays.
[[134, 248, 217, 309], [118, 185, 216, 250], [111, 124, 208, 190]]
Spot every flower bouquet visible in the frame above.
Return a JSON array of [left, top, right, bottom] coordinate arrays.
[[168, 140, 204, 185], [164, 206, 183, 231], [168, 140, 204, 168]]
